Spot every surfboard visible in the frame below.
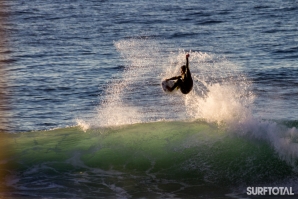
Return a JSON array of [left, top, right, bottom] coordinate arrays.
[[161, 80, 175, 92]]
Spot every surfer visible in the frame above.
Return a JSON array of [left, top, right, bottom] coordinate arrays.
[[165, 54, 193, 94]]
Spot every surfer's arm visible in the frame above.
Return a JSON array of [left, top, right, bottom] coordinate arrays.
[[165, 76, 181, 81], [185, 54, 189, 71], [185, 54, 191, 78]]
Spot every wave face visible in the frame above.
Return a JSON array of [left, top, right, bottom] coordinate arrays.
[[4, 120, 298, 198]]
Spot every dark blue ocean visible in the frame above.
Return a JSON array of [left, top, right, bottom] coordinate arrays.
[[1, 0, 298, 198]]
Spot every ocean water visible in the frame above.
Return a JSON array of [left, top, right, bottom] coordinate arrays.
[[1, 0, 298, 198]]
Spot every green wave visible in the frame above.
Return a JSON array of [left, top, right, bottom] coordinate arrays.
[[3, 121, 298, 198]]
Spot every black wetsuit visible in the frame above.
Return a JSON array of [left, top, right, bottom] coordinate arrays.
[[167, 56, 193, 94]]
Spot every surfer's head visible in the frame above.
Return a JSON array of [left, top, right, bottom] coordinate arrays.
[[180, 65, 186, 74]]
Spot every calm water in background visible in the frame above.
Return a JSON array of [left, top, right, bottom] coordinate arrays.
[[3, 0, 298, 131]]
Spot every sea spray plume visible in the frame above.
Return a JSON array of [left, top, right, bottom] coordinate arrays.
[[94, 38, 164, 127], [183, 51, 254, 125], [77, 44, 254, 130]]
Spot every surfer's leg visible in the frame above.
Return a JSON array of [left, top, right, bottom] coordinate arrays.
[[180, 79, 193, 94], [167, 79, 182, 92]]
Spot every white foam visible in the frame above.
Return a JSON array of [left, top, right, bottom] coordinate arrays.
[[186, 82, 254, 125], [96, 102, 142, 127], [235, 117, 298, 167], [76, 118, 90, 132], [195, 82, 298, 167]]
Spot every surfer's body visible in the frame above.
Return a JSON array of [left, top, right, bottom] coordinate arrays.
[[165, 54, 193, 94]]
